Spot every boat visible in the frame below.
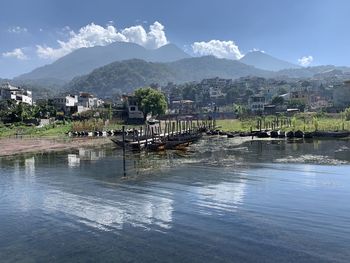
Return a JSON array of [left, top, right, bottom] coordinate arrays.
[[312, 131, 350, 138], [227, 132, 235, 138], [278, 131, 286, 138], [110, 138, 145, 151], [146, 140, 166, 151], [257, 131, 269, 138], [165, 140, 190, 149], [286, 131, 294, 138], [303, 132, 314, 139], [294, 130, 304, 138], [270, 131, 278, 138]]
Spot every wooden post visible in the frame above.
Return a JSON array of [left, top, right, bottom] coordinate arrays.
[[137, 129, 140, 149], [122, 126, 126, 177], [145, 125, 148, 146]]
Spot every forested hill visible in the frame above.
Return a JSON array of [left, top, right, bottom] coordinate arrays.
[[66, 56, 273, 97]]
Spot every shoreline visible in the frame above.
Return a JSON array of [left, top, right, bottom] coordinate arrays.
[[0, 137, 114, 157]]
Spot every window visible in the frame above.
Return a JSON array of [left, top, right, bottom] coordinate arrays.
[[130, 106, 136, 111]]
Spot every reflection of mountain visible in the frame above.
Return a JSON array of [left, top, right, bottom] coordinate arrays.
[[43, 188, 174, 231]]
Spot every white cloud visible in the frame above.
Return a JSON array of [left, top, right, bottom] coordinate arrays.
[[298, 55, 313, 66], [2, 48, 28, 60], [191, 40, 243, 60], [36, 21, 169, 60], [8, 26, 28, 34], [251, 48, 265, 53]]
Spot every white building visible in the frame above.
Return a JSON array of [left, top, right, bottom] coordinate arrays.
[[209, 87, 226, 100], [51, 93, 104, 114], [0, 83, 33, 105], [78, 92, 104, 109], [51, 94, 78, 113]]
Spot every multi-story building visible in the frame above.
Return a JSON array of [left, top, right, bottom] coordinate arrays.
[[122, 95, 144, 123], [50, 95, 78, 114], [249, 95, 265, 113], [78, 92, 104, 109], [0, 83, 33, 105], [171, 100, 195, 115], [51, 93, 104, 114]]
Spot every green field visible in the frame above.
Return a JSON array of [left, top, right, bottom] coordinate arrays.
[[216, 114, 350, 132], [0, 123, 72, 138], [1, 113, 350, 139]]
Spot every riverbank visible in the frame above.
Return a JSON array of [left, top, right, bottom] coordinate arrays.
[[0, 137, 113, 157]]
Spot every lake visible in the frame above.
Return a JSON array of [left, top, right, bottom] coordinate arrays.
[[0, 137, 350, 262]]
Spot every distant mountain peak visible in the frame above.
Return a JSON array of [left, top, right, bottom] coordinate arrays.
[[16, 42, 190, 81], [240, 51, 300, 71]]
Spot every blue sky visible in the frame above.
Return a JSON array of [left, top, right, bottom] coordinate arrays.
[[1, 0, 349, 78]]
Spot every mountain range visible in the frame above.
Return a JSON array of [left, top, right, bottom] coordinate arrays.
[[16, 42, 190, 82], [67, 56, 272, 97], [4, 42, 350, 98], [240, 51, 301, 71]]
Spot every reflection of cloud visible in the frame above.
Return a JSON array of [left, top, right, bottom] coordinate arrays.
[[43, 189, 173, 231], [195, 180, 246, 213]]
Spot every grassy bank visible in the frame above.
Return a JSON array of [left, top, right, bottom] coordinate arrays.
[[2, 113, 349, 139], [216, 113, 350, 132], [0, 123, 72, 138], [0, 120, 138, 139]]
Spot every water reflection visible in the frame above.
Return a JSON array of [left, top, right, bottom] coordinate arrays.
[[1, 139, 350, 262], [68, 154, 80, 168], [42, 188, 174, 231], [196, 180, 246, 214]]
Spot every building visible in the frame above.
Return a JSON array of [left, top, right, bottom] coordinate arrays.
[[123, 95, 144, 123], [201, 77, 233, 89], [0, 83, 33, 105], [171, 100, 195, 115], [249, 95, 265, 112], [50, 95, 78, 114], [51, 93, 104, 114], [333, 81, 350, 108], [290, 89, 309, 105], [78, 92, 103, 108]]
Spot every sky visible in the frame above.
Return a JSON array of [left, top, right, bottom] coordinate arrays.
[[0, 0, 349, 78]]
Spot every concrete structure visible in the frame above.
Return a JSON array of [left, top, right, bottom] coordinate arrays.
[[249, 95, 265, 112], [171, 100, 195, 115], [50, 95, 78, 114], [0, 83, 33, 105], [124, 96, 144, 123], [78, 92, 104, 109]]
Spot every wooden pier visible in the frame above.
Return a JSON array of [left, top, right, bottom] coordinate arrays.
[[110, 119, 215, 152]]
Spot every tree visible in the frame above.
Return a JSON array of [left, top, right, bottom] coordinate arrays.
[[288, 99, 306, 112], [343, 107, 350, 121], [134, 87, 167, 119]]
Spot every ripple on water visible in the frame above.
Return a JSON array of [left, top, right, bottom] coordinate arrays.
[[275, 154, 348, 165]]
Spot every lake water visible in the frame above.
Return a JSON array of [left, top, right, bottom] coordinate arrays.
[[0, 137, 350, 262]]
